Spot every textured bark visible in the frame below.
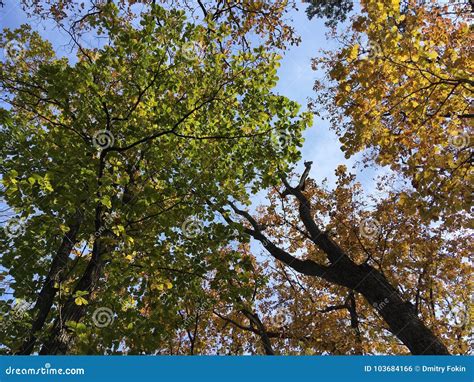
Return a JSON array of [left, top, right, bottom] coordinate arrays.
[[17, 210, 83, 355]]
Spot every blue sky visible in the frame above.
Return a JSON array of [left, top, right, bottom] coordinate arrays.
[[275, 7, 350, 182], [273, 6, 388, 196]]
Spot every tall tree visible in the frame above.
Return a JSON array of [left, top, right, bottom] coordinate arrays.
[[219, 164, 470, 354], [1, 0, 470, 356], [214, 163, 456, 355], [0, 2, 310, 354]]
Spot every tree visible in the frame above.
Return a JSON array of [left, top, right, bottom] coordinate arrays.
[[0, 2, 311, 354], [19, 0, 300, 49], [210, 164, 469, 354], [0, 0, 470, 356], [311, 0, 473, 221], [120, 162, 468, 355], [304, 0, 354, 27]]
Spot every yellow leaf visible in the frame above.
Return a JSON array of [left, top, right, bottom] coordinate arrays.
[[74, 297, 88, 306], [348, 44, 359, 60]]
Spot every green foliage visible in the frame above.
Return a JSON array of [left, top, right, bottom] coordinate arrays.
[[0, 2, 310, 354], [304, 0, 354, 26]]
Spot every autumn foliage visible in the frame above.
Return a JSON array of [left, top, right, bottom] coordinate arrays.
[[0, 0, 471, 356]]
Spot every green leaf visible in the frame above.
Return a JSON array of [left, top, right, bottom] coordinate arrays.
[[100, 195, 112, 209]]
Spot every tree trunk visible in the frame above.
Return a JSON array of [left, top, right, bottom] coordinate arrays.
[[349, 262, 449, 355], [17, 210, 83, 355], [39, 238, 106, 354]]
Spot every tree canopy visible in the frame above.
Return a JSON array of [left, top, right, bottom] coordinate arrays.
[[312, 0, 473, 221], [0, 0, 471, 356]]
